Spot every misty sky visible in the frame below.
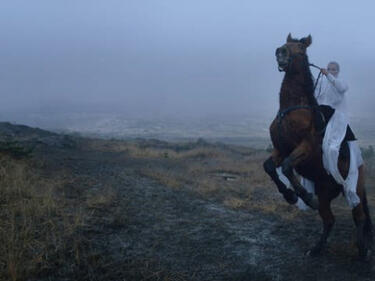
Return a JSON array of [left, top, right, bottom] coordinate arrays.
[[1, 0, 375, 122]]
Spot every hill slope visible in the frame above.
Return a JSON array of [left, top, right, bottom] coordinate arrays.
[[0, 123, 374, 280]]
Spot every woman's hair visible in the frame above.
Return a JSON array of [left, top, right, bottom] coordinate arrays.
[[328, 61, 340, 72]]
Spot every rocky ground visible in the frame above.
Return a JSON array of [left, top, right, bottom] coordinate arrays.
[[1, 122, 375, 281]]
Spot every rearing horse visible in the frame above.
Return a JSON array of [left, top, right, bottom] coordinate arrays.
[[263, 34, 373, 259]]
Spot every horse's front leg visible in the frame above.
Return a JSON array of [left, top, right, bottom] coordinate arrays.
[[281, 140, 319, 210], [263, 149, 298, 205]]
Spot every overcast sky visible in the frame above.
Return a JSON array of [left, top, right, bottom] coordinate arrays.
[[1, 0, 375, 122]]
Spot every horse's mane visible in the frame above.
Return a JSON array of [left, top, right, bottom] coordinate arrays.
[[301, 55, 319, 107]]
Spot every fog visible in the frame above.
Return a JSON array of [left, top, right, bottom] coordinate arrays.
[[1, 0, 375, 128]]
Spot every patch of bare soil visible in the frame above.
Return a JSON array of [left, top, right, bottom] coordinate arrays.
[[2, 125, 375, 280]]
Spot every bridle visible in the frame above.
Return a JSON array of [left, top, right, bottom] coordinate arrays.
[[276, 43, 306, 72], [276, 43, 323, 92]]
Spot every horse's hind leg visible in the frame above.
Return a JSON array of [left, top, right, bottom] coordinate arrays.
[[282, 169, 319, 210], [352, 165, 373, 260], [361, 190, 373, 247], [358, 165, 373, 246], [307, 192, 335, 256], [263, 153, 298, 205], [353, 205, 368, 259]]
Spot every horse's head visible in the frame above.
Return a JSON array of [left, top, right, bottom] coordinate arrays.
[[275, 34, 312, 72]]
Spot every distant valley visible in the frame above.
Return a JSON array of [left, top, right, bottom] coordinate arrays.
[[2, 112, 374, 149]]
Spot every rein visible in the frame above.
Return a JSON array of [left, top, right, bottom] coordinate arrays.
[[277, 63, 322, 124], [309, 63, 321, 70], [309, 63, 323, 96]]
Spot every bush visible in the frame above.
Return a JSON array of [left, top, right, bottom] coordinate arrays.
[[0, 141, 33, 158]]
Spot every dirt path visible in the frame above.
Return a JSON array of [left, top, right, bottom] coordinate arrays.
[[40, 143, 375, 281]]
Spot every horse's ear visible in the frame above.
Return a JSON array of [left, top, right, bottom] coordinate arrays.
[[300, 35, 312, 47], [287, 33, 293, 42]]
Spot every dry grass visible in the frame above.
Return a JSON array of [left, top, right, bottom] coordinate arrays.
[[140, 168, 186, 190], [133, 142, 322, 222], [0, 141, 194, 280], [131, 140, 375, 223], [86, 138, 229, 160], [0, 153, 72, 280], [0, 153, 133, 281], [85, 139, 375, 214], [84, 139, 177, 158], [86, 186, 117, 210], [135, 144, 267, 205], [0, 153, 124, 281]]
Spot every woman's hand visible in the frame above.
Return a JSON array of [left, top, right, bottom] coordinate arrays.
[[320, 68, 328, 75]]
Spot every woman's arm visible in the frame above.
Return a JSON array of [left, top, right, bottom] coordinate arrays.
[[326, 73, 348, 93]]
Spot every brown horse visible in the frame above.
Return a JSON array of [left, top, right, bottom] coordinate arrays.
[[263, 34, 373, 259]]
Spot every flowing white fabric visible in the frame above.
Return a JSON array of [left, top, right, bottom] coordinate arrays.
[[298, 72, 362, 209], [321, 110, 349, 182], [299, 140, 363, 209], [315, 73, 362, 208], [344, 141, 364, 207]]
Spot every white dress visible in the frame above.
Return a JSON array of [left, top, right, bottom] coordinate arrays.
[[304, 73, 363, 208]]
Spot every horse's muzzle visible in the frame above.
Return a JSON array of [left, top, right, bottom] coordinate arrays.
[[277, 61, 289, 72], [276, 47, 290, 72], [277, 62, 288, 72]]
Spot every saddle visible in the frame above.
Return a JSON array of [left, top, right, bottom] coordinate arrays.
[[314, 104, 356, 161]]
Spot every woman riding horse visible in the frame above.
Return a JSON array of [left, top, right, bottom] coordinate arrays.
[[263, 34, 372, 259]]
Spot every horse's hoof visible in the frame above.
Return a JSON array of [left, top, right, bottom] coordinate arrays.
[[283, 189, 298, 205]]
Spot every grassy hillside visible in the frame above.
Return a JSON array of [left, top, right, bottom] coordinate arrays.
[[0, 123, 375, 280]]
